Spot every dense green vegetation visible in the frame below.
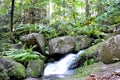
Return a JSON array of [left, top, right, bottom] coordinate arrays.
[[0, 0, 120, 79]]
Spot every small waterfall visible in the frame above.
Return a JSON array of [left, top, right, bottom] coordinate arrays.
[[43, 50, 84, 77]]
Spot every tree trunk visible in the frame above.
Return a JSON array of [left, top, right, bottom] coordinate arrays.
[[85, 0, 90, 18], [10, 0, 15, 32]]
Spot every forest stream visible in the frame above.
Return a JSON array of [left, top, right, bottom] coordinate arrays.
[[43, 50, 84, 80]]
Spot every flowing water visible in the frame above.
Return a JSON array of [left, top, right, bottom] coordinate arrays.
[[43, 50, 84, 79]]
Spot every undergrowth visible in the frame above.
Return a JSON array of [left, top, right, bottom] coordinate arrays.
[[3, 46, 45, 66]]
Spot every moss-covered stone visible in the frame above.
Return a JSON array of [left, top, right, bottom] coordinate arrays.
[[78, 42, 104, 65], [0, 57, 25, 79], [0, 62, 10, 80], [8, 62, 26, 79], [26, 60, 44, 77]]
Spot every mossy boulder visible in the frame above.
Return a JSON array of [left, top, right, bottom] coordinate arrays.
[[0, 57, 25, 79], [20, 33, 45, 54], [7, 62, 26, 79], [0, 62, 9, 80], [78, 42, 104, 65], [26, 60, 44, 77], [100, 35, 120, 64], [73, 35, 92, 51]]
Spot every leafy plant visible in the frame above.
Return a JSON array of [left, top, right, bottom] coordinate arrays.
[[83, 58, 95, 66], [3, 46, 45, 65], [39, 25, 58, 40]]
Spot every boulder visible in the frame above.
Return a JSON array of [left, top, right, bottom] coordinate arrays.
[[0, 62, 9, 80], [78, 42, 104, 66], [0, 57, 25, 79], [48, 36, 75, 55], [100, 35, 120, 64], [20, 33, 45, 54], [73, 35, 92, 51], [26, 60, 44, 78]]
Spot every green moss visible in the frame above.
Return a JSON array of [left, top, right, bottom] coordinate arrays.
[[83, 42, 104, 56], [78, 42, 104, 66], [26, 70, 36, 77], [8, 62, 25, 79], [26, 60, 44, 77], [0, 63, 10, 80], [79, 42, 103, 59], [0, 71, 10, 80], [114, 16, 120, 23], [72, 62, 102, 79]]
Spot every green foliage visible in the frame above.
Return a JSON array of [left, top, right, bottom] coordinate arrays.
[[14, 23, 58, 40], [83, 58, 95, 66], [14, 23, 39, 34], [8, 62, 26, 79], [39, 24, 58, 39], [3, 46, 45, 65], [73, 62, 102, 79], [26, 60, 44, 77], [95, 1, 120, 25], [0, 32, 14, 53]]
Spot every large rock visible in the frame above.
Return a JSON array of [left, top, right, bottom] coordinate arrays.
[[77, 42, 104, 66], [73, 35, 92, 51], [20, 33, 45, 54], [100, 35, 120, 64], [0, 62, 9, 80], [26, 60, 44, 78], [48, 36, 75, 55], [0, 57, 25, 79]]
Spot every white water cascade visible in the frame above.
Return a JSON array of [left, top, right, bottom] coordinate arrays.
[[43, 50, 84, 77]]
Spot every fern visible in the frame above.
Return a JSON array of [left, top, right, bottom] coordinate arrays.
[[3, 46, 45, 65], [7, 52, 39, 62]]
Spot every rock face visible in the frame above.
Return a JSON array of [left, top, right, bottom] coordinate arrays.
[[26, 60, 44, 78], [0, 57, 25, 80], [20, 33, 45, 54], [100, 35, 120, 64], [73, 35, 92, 51], [48, 36, 75, 55]]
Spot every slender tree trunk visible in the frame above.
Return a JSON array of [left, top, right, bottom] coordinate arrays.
[[85, 0, 90, 18], [10, 0, 15, 32]]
